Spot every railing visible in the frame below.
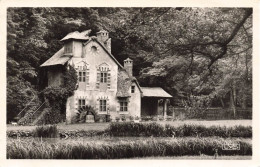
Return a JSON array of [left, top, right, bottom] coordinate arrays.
[[29, 102, 46, 125], [168, 107, 252, 120], [32, 102, 46, 115], [16, 90, 36, 118]]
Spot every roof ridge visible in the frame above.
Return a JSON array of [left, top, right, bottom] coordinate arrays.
[[84, 38, 124, 69]]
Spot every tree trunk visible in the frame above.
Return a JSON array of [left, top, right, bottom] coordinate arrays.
[[242, 53, 249, 109], [241, 86, 247, 109], [220, 98, 225, 108], [230, 87, 236, 118]]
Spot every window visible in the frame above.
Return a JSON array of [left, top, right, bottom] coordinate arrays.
[[78, 71, 86, 82], [100, 72, 107, 83], [99, 100, 107, 112], [64, 43, 72, 53], [120, 100, 128, 112], [131, 86, 135, 93], [78, 99, 86, 109], [91, 46, 97, 52]]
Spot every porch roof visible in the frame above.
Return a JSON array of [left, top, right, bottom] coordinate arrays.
[[141, 87, 172, 98]]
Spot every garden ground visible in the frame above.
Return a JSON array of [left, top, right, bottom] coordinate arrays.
[[7, 119, 252, 131], [6, 121, 252, 159], [134, 156, 252, 160]]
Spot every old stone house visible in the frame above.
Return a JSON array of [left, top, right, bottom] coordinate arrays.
[[40, 30, 172, 123]]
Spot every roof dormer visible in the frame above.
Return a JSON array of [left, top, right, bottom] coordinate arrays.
[[61, 30, 91, 57]]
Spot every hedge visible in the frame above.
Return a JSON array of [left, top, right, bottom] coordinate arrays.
[[108, 122, 252, 138], [7, 122, 252, 138]]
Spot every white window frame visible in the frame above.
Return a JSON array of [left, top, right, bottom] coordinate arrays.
[[78, 71, 86, 82], [78, 99, 86, 109], [120, 100, 128, 112], [99, 99, 107, 112], [100, 72, 107, 83]]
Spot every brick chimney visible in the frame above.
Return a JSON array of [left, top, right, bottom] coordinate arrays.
[[97, 30, 111, 53], [124, 58, 133, 77]]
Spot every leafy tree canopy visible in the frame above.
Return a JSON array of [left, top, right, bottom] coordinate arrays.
[[7, 7, 252, 121]]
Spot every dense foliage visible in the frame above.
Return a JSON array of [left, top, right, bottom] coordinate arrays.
[[41, 66, 77, 124], [7, 8, 252, 121], [7, 137, 251, 159]]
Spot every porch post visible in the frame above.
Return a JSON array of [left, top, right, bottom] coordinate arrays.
[[163, 99, 167, 120], [157, 99, 160, 115]]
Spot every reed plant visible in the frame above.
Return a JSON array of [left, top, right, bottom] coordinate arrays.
[[7, 137, 251, 159]]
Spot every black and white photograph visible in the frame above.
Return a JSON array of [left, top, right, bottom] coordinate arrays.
[[1, 1, 259, 164]]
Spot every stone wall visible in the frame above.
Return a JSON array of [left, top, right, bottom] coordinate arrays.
[[66, 40, 141, 123]]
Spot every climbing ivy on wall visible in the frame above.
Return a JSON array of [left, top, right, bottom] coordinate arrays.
[[41, 65, 78, 123]]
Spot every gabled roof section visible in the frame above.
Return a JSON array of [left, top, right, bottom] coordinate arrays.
[[141, 87, 172, 98], [84, 37, 124, 69], [60, 30, 91, 41], [40, 48, 72, 67], [116, 69, 142, 97], [124, 57, 133, 62]]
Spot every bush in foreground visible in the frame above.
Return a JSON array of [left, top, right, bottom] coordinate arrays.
[[33, 125, 58, 138], [7, 137, 251, 159]]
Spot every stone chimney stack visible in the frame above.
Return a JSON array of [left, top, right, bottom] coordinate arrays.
[[124, 58, 133, 77], [97, 30, 111, 53]]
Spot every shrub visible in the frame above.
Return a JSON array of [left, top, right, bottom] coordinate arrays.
[[129, 116, 134, 121], [17, 110, 34, 125], [121, 115, 126, 121], [7, 137, 252, 159], [98, 115, 106, 122], [109, 122, 165, 137], [33, 125, 58, 138], [59, 130, 108, 138], [108, 122, 252, 138], [115, 117, 120, 122], [7, 130, 33, 137], [152, 116, 158, 121], [141, 116, 152, 121], [34, 108, 64, 125], [40, 65, 77, 124]]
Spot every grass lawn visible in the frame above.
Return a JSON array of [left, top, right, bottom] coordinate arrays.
[[7, 119, 252, 131]]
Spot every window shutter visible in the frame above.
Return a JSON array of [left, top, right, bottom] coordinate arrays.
[[107, 72, 111, 89], [96, 70, 100, 89], [86, 69, 89, 86]]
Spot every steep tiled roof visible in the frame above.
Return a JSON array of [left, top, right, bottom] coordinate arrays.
[[60, 30, 91, 41], [83, 37, 124, 69], [116, 69, 143, 97], [40, 48, 72, 67], [116, 69, 133, 97], [141, 87, 172, 98]]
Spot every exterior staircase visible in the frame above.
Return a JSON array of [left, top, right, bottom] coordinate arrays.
[[16, 92, 47, 125], [17, 102, 46, 125]]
